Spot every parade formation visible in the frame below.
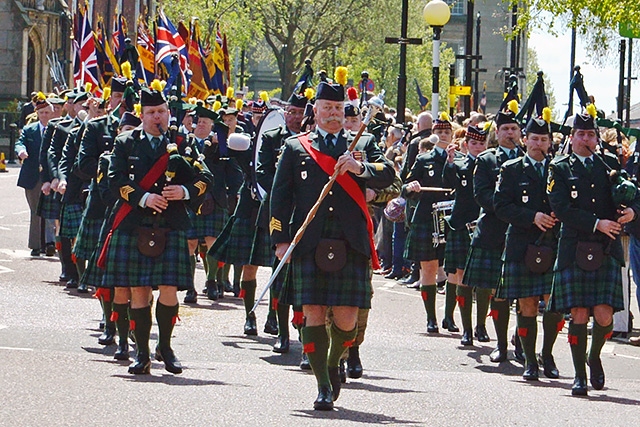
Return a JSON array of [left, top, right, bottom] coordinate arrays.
[[8, 2, 640, 415]]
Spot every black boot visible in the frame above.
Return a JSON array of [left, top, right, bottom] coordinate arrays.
[[244, 313, 258, 336], [98, 289, 115, 345], [128, 306, 152, 374], [264, 313, 278, 335], [155, 302, 182, 374], [346, 346, 363, 379], [206, 279, 218, 300]]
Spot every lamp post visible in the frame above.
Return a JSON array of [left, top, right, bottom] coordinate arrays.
[[423, 0, 451, 119]]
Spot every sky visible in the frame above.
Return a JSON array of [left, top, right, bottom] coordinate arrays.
[[528, 27, 636, 119]]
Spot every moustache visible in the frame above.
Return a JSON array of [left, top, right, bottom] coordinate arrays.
[[319, 116, 344, 124]]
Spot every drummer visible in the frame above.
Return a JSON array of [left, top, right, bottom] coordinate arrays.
[[401, 113, 459, 334]]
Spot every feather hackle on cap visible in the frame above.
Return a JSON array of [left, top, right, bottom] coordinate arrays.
[[150, 79, 163, 92], [334, 66, 348, 86], [304, 88, 315, 100], [226, 87, 234, 99], [212, 100, 222, 111], [84, 82, 93, 93], [121, 61, 133, 81], [542, 107, 552, 124], [347, 87, 358, 101], [236, 99, 243, 110], [439, 112, 451, 122], [507, 99, 519, 114], [102, 87, 111, 101], [586, 103, 598, 119], [259, 91, 269, 102]]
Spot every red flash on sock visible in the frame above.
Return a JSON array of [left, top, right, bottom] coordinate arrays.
[[238, 289, 246, 299], [94, 288, 111, 302], [421, 291, 428, 301], [55, 241, 62, 251], [487, 309, 498, 320], [456, 296, 465, 308], [303, 342, 316, 354], [129, 320, 136, 331], [292, 311, 304, 326], [556, 319, 566, 332], [71, 254, 77, 264], [217, 261, 224, 269], [271, 298, 279, 311], [567, 334, 578, 345], [172, 315, 180, 326], [342, 339, 356, 348], [110, 312, 119, 322], [604, 331, 613, 340], [517, 327, 528, 337]]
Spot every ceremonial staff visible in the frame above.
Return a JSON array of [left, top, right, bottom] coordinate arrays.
[[250, 91, 387, 314]]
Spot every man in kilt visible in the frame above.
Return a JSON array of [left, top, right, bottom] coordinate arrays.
[[270, 80, 394, 410], [494, 112, 564, 380], [402, 113, 458, 334], [255, 92, 308, 353], [442, 124, 487, 346], [207, 106, 263, 335], [547, 111, 640, 395], [185, 104, 229, 301], [101, 83, 212, 375], [463, 104, 522, 362]]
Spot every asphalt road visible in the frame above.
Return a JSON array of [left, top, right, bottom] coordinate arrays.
[[1, 164, 639, 426]]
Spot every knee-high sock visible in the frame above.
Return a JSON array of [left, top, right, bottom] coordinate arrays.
[[60, 237, 77, 280], [302, 325, 330, 387], [517, 313, 538, 365], [233, 264, 242, 286], [541, 311, 564, 358], [589, 320, 613, 362], [112, 303, 130, 345], [188, 255, 196, 289], [420, 285, 437, 321], [240, 280, 256, 316], [457, 285, 474, 331], [490, 299, 510, 350], [328, 323, 357, 368], [98, 288, 115, 330], [129, 306, 152, 356], [267, 285, 277, 321], [75, 258, 86, 281], [444, 281, 457, 319], [156, 302, 179, 350], [206, 254, 219, 281], [475, 288, 492, 326], [568, 322, 588, 378], [276, 301, 290, 339]]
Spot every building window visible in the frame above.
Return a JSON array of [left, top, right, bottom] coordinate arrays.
[[445, 0, 465, 15]]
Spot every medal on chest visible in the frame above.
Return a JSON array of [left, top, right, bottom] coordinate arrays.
[[571, 185, 578, 199]]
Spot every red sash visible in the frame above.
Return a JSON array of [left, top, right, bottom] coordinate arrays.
[[97, 152, 169, 268], [298, 134, 380, 270]]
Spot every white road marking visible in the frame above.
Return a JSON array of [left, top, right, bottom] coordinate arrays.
[[0, 346, 33, 352], [0, 266, 14, 274], [0, 249, 32, 258], [0, 226, 11, 230], [12, 210, 30, 215], [614, 353, 640, 361], [0, 324, 7, 330]]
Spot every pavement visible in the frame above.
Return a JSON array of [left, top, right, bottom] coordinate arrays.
[[1, 164, 639, 426]]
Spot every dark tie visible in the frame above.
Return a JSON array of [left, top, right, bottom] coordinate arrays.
[[151, 137, 161, 150], [535, 162, 544, 178], [508, 150, 516, 160], [325, 134, 335, 150], [585, 157, 593, 173]]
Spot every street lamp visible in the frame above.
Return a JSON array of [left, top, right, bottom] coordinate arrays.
[[423, 0, 451, 118]]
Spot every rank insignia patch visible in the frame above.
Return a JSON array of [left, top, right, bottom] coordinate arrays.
[[194, 181, 207, 196], [120, 185, 134, 201], [270, 217, 282, 234]]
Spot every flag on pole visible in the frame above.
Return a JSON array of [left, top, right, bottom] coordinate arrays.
[[96, 17, 118, 81], [73, 2, 101, 92], [156, 9, 191, 94], [135, 16, 155, 85], [187, 18, 210, 100], [112, 13, 127, 62], [415, 79, 429, 110]]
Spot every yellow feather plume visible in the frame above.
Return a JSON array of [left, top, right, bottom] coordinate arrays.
[[542, 107, 552, 124], [236, 99, 243, 110], [507, 100, 519, 114], [160, 81, 167, 90], [586, 103, 598, 119], [212, 100, 222, 112], [334, 66, 348, 86], [188, 97, 198, 105], [36, 91, 47, 101], [304, 88, 315, 100], [121, 61, 132, 80], [150, 79, 163, 92], [133, 103, 141, 116], [259, 91, 269, 102], [84, 82, 93, 93], [483, 121, 493, 132], [102, 87, 111, 101], [439, 112, 451, 122], [226, 87, 234, 99]]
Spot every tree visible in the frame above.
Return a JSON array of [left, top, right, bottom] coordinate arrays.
[[525, 48, 557, 118]]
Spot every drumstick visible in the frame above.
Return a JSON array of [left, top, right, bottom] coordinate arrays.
[[420, 187, 453, 193]]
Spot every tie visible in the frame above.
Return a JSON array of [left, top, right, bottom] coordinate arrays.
[[508, 150, 516, 160], [535, 162, 544, 178], [325, 134, 335, 150], [151, 137, 161, 150], [585, 157, 593, 173]]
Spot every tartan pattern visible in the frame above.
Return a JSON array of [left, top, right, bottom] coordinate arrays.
[[101, 224, 192, 290], [37, 194, 61, 220], [73, 216, 104, 259], [59, 203, 84, 238], [495, 261, 553, 299], [404, 221, 445, 262], [249, 226, 275, 267], [444, 227, 471, 273], [279, 216, 372, 308], [80, 213, 111, 288], [548, 257, 624, 312], [462, 246, 503, 289], [208, 216, 254, 265], [186, 207, 228, 240]]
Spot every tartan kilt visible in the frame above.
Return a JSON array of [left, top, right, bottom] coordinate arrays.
[[186, 207, 228, 240], [82, 207, 113, 288], [60, 203, 84, 239], [404, 221, 445, 263], [249, 226, 275, 267], [548, 257, 624, 313], [73, 216, 104, 259], [495, 261, 553, 299], [208, 215, 253, 265], [36, 193, 61, 220], [444, 228, 471, 274], [100, 225, 192, 290], [462, 246, 503, 289], [278, 248, 372, 309]]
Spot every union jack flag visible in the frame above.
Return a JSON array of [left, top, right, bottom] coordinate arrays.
[[156, 9, 191, 93], [112, 13, 127, 61], [72, 2, 100, 91]]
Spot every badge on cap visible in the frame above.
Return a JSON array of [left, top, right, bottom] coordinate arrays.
[[301, 171, 307, 180], [571, 190, 578, 199], [522, 195, 529, 203], [461, 179, 467, 187], [429, 170, 434, 177]]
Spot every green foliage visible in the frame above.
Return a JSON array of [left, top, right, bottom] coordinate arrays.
[[525, 48, 557, 118]]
